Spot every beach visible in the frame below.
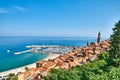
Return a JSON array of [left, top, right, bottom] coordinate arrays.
[[43, 53, 61, 60], [0, 53, 61, 76]]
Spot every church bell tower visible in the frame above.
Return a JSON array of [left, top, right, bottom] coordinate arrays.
[[97, 31, 101, 43]]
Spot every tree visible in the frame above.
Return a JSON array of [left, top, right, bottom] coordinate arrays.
[[107, 67, 120, 80], [98, 52, 109, 61], [109, 20, 120, 67], [25, 67, 29, 71], [6, 73, 18, 80]]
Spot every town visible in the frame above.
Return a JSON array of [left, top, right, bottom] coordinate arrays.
[[18, 32, 110, 80]]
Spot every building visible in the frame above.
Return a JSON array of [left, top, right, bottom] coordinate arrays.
[[36, 60, 47, 68], [97, 31, 101, 43]]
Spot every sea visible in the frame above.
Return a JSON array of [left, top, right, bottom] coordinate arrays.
[[0, 36, 107, 72]]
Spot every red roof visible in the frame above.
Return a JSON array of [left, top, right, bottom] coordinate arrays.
[[37, 60, 47, 64], [43, 61, 56, 69]]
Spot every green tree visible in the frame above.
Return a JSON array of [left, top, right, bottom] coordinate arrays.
[[98, 52, 109, 61], [107, 67, 120, 80], [25, 67, 29, 71], [109, 20, 120, 67], [6, 73, 18, 80]]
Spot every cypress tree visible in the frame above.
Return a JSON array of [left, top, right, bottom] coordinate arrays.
[[109, 20, 120, 67]]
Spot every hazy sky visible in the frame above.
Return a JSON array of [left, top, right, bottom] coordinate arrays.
[[0, 0, 120, 37]]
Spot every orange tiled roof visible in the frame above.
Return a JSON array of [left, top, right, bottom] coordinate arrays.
[[85, 46, 92, 50], [37, 60, 47, 64], [86, 49, 93, 53], [60, 54, 70, 60], [56, 62, 63, 66], [33, 68, 39, 72], [78, 58, 83, 62], [102, 45, 108, 48], [101, 41, 109, 48], [95, 51, 100, 54], [85, 56, 89, 59], [43, 61, 56, 69], [33, 73, 38, 79], [67, 52, 75, 56], [95, 47, 101, 50], [39, 67, 46, 71]]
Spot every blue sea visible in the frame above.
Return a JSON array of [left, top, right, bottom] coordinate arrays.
[[0, 37, 107, 72]]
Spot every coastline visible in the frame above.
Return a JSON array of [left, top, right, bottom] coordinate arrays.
[[0, 53, 61, 76]]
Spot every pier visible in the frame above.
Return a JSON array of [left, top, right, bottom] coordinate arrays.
[[14, 50, 31, 54], [26, 45, 60, 48]]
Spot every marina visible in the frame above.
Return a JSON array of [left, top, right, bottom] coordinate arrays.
[[27, 45, 74, 54], [14, 45, 74, 55]]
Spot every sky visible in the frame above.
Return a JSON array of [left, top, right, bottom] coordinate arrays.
[[0, 0, 120, 37]]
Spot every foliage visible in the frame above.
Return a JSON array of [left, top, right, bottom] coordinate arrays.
[[109, 20, 120, 67], [6, 73, 18, 80], [107, 67, 120, 80], [25, 67, 29, 71], [98, 52, 109, 61]]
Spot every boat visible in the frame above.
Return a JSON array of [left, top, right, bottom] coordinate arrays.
[[7, 50, 10, 53]]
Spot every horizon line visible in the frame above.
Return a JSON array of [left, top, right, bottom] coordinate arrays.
[[0, 35, 110, 38]]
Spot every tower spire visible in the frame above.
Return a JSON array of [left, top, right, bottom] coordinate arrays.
[[97, 31, 101, 43], [87, 41, 89, 46]]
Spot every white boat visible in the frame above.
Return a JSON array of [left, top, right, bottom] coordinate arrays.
[[7, 50, 10, 53]]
